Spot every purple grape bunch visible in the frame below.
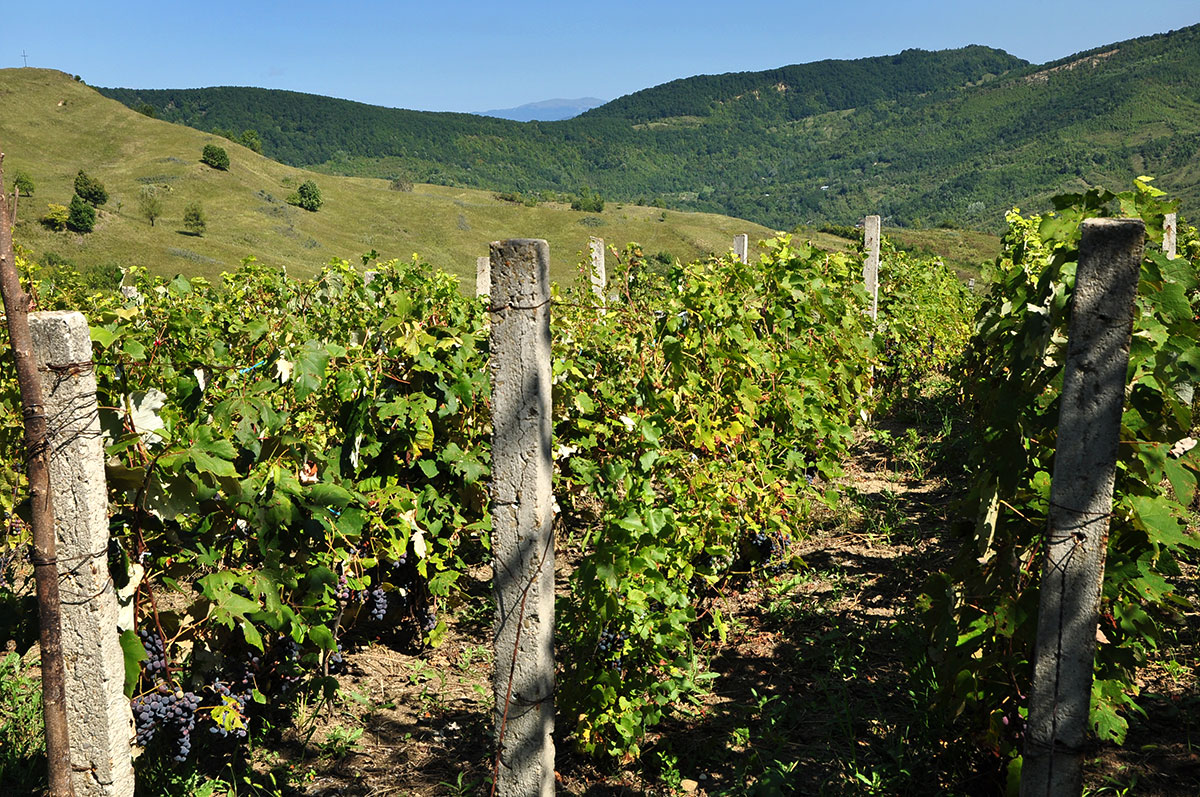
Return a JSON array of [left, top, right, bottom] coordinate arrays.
[[368, 586, 388, 621], [597, 627, 629, 671], [138, 627, 168, 680], [131, 684, 201, 761]]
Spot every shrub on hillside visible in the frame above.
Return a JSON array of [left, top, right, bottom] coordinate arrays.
[[201, 144, 230, 171], [67, 195, 96, 233], [288, 180, 322, 212], [13, 171, 34, 197], [40, 203, 69, 231], [183, 202, 206, 236], [74, 170, 108, 206]]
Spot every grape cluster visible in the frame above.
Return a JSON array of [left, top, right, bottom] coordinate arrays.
[[205, 650, 261, 741], [421, 605, 438, 632], [207, 677, 250, 741], [327, 642, 348, 675], [335, 573, 353, 607], [273, 635, 304, 691], [367, 586, 388, 621], [597, 628, 629, 671], [748, 530, 789, 575], [132, 684, 200, 761], [138, 627, 168, 681]]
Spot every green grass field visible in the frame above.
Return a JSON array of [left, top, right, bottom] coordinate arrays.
[[0, 69, 783, 286]]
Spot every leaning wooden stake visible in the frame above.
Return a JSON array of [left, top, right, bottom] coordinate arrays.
[[488, 239, 554, 797], [0, 155, 76, 796], [1020, 218, 1144, 797]]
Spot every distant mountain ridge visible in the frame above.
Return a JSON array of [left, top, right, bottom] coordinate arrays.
[[477, 97, 606, 121], [96, 26, 1200, 230]]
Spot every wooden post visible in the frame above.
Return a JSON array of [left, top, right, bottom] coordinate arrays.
[[1021, 218, 1144, 797], [863, 215, 881, 324], [1164, 212, 1177, 260], [588, 236, 605, 303], [476, 255, 491, 298], [1, 152, 77, 797], [488, 239, 554, 796], [733, 234, 749, 264], [30, 312, 135, 797]]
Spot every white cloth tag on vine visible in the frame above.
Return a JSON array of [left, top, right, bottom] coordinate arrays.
[[1170, 437, 1197, 459]]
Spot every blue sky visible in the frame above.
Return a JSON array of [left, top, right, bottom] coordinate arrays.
[[4, 1, 1198, 113]]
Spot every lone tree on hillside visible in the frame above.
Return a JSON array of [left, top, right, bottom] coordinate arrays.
[[138, 186, 163, 227], [67, 194, 96, 233], [74, 169, 108, 206], [13, 171, 34, 197], [289, 180, 323, 212], [182, 202, 206, 236], [201, 144, 230, 171]]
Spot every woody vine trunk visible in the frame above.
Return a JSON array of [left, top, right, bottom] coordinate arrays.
[[0, 153, 76, 797]]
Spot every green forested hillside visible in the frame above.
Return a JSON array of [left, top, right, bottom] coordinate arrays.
[[580, 45, 1024, 122], [98, 25, 1200, 230]]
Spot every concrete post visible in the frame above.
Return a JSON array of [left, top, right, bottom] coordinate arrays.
[[588, 236, 606, 303], [968, 278, 976, 291], [1164, 212, 1177, 260], [488, 239, 554, 796], [733, 234, 749, 264], [29, 311, 135, 797], [476, 256, 491, 298], [863, 215, 881, 323], [363, 270, 378, 286], [1020, 219, 1144, 797]]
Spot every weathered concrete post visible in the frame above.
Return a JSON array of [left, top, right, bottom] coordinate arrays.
[[476, 255, 491, 298], [968, 277, 976, 291], [733, 234, 749, 264], [863, 215, 881, 324], [488, 239, 554, 796], [1020, 218, 1144, 797], [588, 236, 606, 302], [29, 311, 135, 797]]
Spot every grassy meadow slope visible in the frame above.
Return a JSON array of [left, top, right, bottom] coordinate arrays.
[[0, 69, 775, 285]]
